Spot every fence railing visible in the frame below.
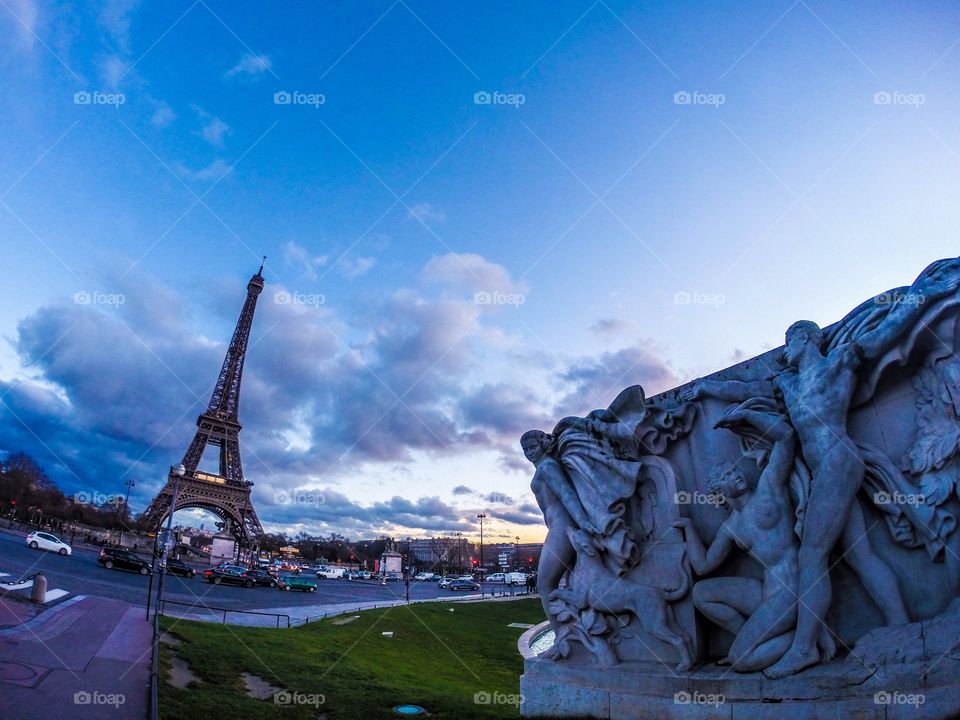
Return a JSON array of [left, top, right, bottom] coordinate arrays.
[[158, 599, 291, 628]]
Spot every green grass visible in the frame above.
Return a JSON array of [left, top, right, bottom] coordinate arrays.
[[159, 598, 545, 720]]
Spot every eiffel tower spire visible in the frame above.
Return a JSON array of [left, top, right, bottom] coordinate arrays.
[[140, 264, 266, 547]]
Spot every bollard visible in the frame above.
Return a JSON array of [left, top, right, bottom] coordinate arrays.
[[31, 572, 47, 604]]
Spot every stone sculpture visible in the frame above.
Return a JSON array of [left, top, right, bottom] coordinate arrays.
[[520, 257, 960, 719]]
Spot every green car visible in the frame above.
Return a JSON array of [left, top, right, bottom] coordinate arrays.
[[279, 576, 317, 592]]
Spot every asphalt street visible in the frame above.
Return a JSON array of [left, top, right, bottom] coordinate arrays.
[[0, 529, 470, 613]]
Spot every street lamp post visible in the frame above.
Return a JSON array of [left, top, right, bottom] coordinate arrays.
[[455, 532, 463, 573], [118, 479, 135, 547], [149, 463, 185, 621], [476, 514, 486, 575]]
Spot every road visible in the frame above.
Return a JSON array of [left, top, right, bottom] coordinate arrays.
[[0, 529, 482, 614]]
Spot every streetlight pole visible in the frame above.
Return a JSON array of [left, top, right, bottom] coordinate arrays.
[[118, 479, 135, 547], [150, 463, 185, 621], [455, 532, 462, 573], [476, 514, 486, 575]]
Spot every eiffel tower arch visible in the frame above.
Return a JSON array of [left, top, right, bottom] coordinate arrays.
[[140, 265, 267, 549]]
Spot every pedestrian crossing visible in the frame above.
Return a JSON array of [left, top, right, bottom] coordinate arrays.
[[0, 571, 71, 603]]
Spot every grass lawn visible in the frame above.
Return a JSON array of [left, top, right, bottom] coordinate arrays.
[[160, 597, 545, 720]]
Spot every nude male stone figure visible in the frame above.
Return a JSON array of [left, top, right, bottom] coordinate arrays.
[[683, 260, 960, 677]]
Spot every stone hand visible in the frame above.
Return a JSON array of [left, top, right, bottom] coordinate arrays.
[[678, 381, 702, 403]]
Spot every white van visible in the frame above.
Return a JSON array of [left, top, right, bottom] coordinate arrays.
[[317, 566, 346, 579], [504, 572, 526, 586]]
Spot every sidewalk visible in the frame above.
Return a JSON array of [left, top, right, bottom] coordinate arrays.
[[0, 595, 151, 719]]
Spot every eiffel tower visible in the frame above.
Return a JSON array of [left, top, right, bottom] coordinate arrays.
[[140, 264, 267, 548]]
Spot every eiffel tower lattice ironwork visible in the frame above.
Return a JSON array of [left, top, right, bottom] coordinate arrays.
[[140, 264, 267, 547]]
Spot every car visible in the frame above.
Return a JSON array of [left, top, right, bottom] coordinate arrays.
[[98, 547, 153, 575], [456, 575, 475, 581], [356, 570, 372, 580], [485, 572, 506, 584], [437, 576, 458, 589], [206, 567, 254, 587], [166, 558, 196, 577], [316, 567, 346, 579], [243, 569, 278, 588], [25, 531, 72, 556], [447, 579, 480, 591], [504, 572, 527, 586], [413, 572, 433, 581], [279, 576, 317, 592], [383, 572, 401, 582]]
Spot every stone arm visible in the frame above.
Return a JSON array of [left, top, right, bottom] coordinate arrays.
[[672, 518, 735, 575], [716, 408, 796, 489], [856, 260, 960, 362], [680, 378, 775, 404]]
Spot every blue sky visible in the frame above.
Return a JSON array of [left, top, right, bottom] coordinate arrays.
[[2, 1, 959, 542]]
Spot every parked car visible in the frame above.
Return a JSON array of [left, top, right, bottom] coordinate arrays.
[[25, 531, 72, 556], [437, 576, 458, 588], [485, 572, 506, 584], [413, 572, 433, 581], [243, 569, 278, 588], [316, 567, 346, 579], [456, 575, 475, 582], [98, 547, 152, 575], [279, 576, 317, 592], [356, 570, 372, 580], [206, 567, 254, 587], [504, 572, 527, 586], [447, 579, 480, 591], [383, 572, 401, 582], [166, 558, 196, 577]]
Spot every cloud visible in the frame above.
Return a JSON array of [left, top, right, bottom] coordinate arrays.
[[589, 317, 636, 337], [3, 0, 39, 51], [283, 241, 328, 281], [192, 105, 231, 146], [555, 342, 678, 417], [337, 255, 375, 279], [452, 485, 473, 495], [150, 101, 176, 128], [421, 253, 528, 298], [98, 0, 139, 54], [225, 53, 272, 79], [407, 202, 445, 224], [99, 54, 129, 87], [174, 159, 232, 182]]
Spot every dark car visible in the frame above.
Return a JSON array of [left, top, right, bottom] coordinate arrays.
[[165, 558, 197, 578], [243, 569, 278, 587], [447, 579, 480, 591], [98, 547, 153, 575], [207, 567, 255, 587]]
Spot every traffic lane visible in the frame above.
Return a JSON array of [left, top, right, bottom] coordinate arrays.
[[1, 538, 461, 609]]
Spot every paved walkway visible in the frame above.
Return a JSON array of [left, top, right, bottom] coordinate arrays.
[[0, 595, 151, 719]]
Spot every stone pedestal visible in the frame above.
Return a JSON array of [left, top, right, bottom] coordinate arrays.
[[520, 604, 960, 720]]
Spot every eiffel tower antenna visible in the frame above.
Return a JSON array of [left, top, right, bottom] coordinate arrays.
[[140, 266, 266, 549], [258, 255, 266, 274]]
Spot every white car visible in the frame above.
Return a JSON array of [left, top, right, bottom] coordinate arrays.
[[485, 572, 506, 583], [413, 572, 433, 581], [26, 531, 72, 556]]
